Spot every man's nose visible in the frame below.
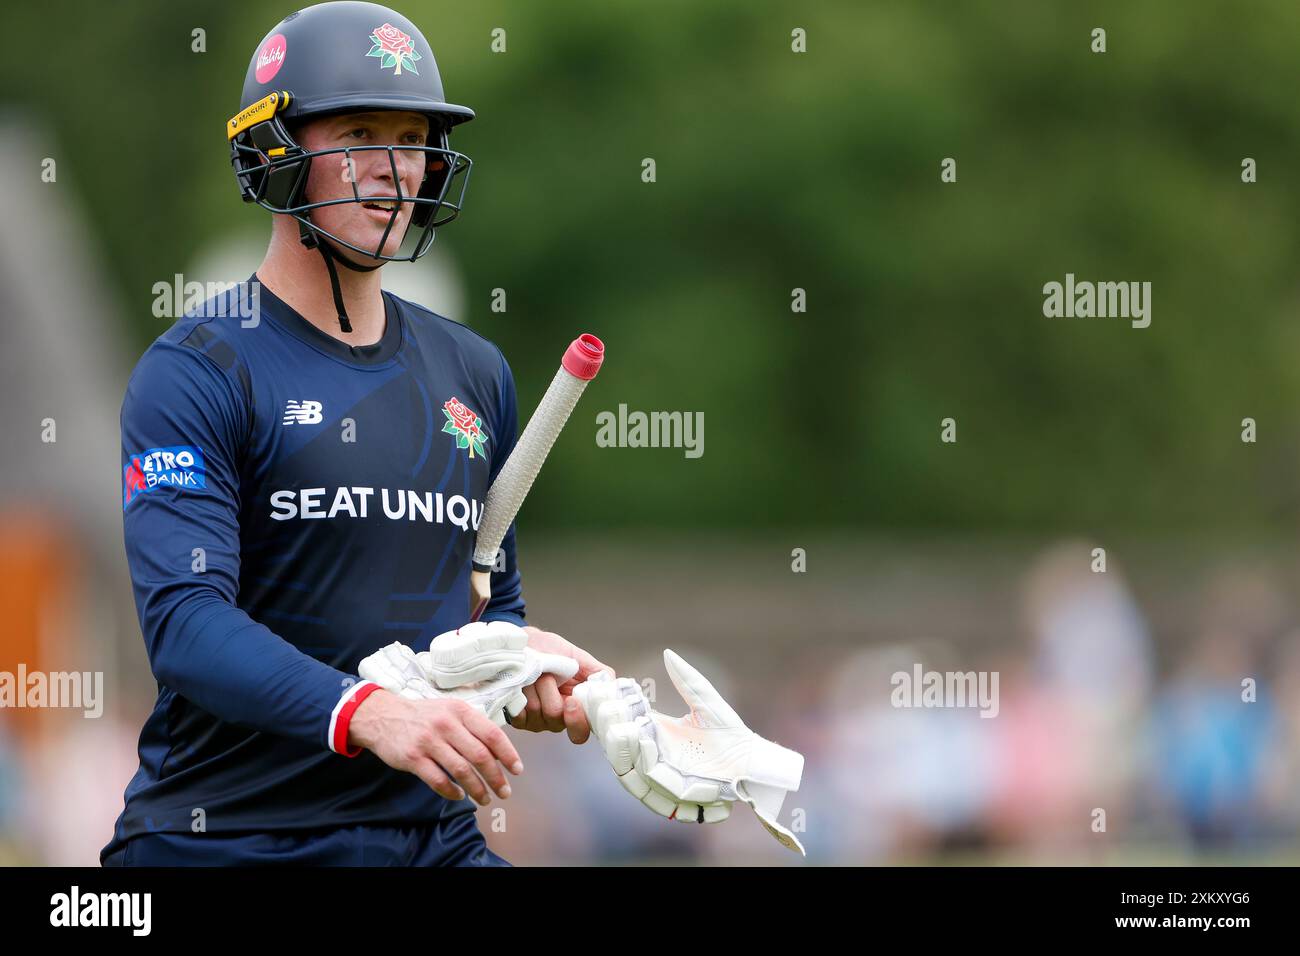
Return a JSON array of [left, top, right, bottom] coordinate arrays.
[[365, 151, 424, 189], [369, 153, 396, 183]]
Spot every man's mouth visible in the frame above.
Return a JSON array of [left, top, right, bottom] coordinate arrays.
[[362, 199, 400, 212]]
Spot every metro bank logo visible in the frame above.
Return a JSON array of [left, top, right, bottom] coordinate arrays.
[[123, 446, 206, 509]]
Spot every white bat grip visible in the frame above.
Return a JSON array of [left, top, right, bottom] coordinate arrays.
[[473, 366, 590, 567]]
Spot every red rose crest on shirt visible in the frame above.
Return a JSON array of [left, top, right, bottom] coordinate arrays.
[[366, 23, 422, 76], [442, 397, 488, 459]]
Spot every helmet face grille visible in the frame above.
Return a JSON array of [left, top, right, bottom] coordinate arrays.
[[230, 115, 472, 263]]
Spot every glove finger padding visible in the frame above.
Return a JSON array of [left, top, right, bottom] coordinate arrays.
[[358, 642, 439, 700], [601, 716, 641, 775], [489, 689, 529, 728], [575, 674, 649, 739], [425, 620, 530, 687], [702, 803, 730, 824], [530, 652, 581, 687]]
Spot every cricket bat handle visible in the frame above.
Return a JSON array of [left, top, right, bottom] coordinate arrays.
[[469, 333, 604, 621]]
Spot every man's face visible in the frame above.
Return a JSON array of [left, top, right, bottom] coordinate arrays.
[[295, 110, 434, 261]]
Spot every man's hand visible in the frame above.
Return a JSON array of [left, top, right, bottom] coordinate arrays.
[[348, 689, 523, 806], [510, 625, 613, 743]]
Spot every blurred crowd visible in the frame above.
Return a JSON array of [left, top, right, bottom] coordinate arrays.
[[2, 539, 1297, 865], [487, 543, 1300, 865]]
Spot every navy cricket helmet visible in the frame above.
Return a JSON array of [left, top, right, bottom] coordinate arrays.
[[228, 1, 474, 322]]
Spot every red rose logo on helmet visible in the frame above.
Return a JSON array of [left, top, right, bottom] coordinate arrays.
[[442, 397, 488, 459], [255, 33, 287, 84], [367, 23, 421, 76]]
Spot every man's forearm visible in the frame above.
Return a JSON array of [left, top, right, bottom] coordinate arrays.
[[145, 588, 365, 752]]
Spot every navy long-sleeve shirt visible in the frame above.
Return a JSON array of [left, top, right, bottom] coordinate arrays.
[[103, 279, 523, 857]]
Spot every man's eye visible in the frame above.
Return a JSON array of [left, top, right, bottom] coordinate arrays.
[[347, 128, 368, 139]]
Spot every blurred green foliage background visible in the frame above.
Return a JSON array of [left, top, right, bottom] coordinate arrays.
[[5, 0, 1300, 536]]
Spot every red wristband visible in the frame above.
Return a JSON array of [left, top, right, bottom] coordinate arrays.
[[330, 680, 382, 756]]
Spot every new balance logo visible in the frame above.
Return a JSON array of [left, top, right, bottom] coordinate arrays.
[[283, 400, 324, 425]]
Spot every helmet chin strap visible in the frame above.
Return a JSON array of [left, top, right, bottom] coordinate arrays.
[[298, 218, 383, 334]]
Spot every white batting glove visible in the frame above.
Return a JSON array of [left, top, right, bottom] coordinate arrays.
[[358, 621, 578, 727], [574, 649, 805, 855]]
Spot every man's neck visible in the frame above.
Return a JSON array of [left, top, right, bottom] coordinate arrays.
[[257, 231, 387, 346]]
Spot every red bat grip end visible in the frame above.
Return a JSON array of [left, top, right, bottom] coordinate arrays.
[[562, 333, 604, 381]]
